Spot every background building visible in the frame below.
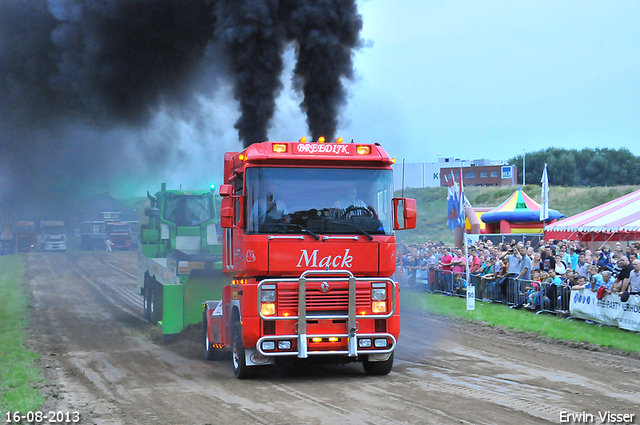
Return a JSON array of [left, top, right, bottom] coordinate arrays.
[[394, 157, 517, 191]]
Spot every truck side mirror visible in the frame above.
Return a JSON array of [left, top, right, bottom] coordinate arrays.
[[220, 197, 234, 229], [392, 197, 417, 230], [220, 196, 244, 229], [219, 184, 233, 197]]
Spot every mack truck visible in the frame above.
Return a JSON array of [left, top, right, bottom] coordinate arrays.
[[39, 220, 67, 251], [137, 184, 226, 339], [202, 139, 417, 378]]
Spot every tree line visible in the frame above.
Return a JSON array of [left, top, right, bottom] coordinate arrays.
[[508, 147, 640, 187]]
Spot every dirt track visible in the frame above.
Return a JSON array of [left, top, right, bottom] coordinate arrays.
[[24, 252, 640, 424]]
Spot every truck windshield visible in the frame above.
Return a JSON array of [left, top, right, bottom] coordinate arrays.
[[107, 224, 130, 233], [164, 194, 213, 226], [246, 167, 394, 236]]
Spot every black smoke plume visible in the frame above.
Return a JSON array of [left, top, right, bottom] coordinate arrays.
[[1, 0, 216, 127], [216, 0, 364, 146], [216, 0, 285, 145], [283, 0, 363, 143], [0, 0, 219, 214], [0, 0, 364, 217]]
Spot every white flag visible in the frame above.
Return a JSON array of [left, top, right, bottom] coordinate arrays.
[[540, 163, 549, 221]]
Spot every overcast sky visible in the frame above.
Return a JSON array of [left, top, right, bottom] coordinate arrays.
[[5, 1, 637, 198], [272, 0, 640, 166]]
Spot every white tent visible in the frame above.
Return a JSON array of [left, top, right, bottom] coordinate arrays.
[[545, 189, 640, 242]]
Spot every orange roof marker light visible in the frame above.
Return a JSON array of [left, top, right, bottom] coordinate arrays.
[[238, 153, 246, 161], [317, 136, 325, 143], [356, 145, 371, 155], [335, 137, 343, 144], [272, 143, 288, 153], [299, 137, 307, 143], [392, 158, 396, 164]]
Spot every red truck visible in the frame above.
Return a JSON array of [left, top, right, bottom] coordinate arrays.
[[203, 140, 416, 378], [105, 222, 132, 250]]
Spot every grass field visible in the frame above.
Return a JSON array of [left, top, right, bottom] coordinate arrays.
[[403, 289, 640, 354], [0, 255, 44, 412]]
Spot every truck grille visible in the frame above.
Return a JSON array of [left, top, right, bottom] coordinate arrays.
[[278, 288, 370, 311], [263, 320, 276, 335]]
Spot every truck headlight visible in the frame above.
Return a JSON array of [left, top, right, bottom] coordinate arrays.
[[261, 290, 276, 303], [374, 338, 388, 348], [372, 301, 387, 313], [262, 341, 275, 351], [358, 338, 372, 348], [372, 288, 387, 301], [278, 341, 291, 350], [261, 303, 276, 316]]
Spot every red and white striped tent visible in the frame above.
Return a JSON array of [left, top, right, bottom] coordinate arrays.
[[544, 189, 640, 243]]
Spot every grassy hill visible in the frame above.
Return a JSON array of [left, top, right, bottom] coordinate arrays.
[[121, 185, 640, 246], [397, 185, 640, 245]]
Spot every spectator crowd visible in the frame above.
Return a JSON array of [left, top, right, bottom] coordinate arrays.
[[396, 238, 640, 313]]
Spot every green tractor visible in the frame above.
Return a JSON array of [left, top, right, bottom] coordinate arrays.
[[138, 183, 227, 340]]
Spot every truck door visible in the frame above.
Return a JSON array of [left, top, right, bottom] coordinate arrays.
[[223, 173, 244, 272]]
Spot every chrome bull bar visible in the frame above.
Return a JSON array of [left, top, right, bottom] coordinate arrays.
[[256, 333, 397, 357], [257, 269, 397, 359]]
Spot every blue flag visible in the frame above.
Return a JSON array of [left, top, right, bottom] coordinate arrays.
[[446, 176, 462, 231]]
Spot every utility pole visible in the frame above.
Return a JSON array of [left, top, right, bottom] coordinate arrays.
[[523, 148, 527, 186]]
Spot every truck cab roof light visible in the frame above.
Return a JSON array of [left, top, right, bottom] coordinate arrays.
[[335, 137, 343, 144], [272, 143, 288, 153], [299, 137, 307, 143], [317, 136, 325, 143], [356, 145, 371, 155]]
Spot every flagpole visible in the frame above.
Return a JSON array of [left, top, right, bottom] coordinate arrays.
[[463, 208, 469, 284], [540, 163, 549, 244], [460, 168, 474, 312]]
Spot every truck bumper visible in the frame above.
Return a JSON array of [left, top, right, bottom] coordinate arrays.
[[253, 269, 399, 361]]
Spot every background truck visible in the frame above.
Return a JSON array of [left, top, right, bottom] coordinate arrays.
[[39, 220, 67, 251], [137, 184, 226, 340], [203, 140, 416, 378], [106, 222, 132, 250], [14, 221, 37, 252]]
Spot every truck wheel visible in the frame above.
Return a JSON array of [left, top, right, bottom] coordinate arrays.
[[232, 322, 256, 379], [363, 352, 394, 376], [150, 282, 162, 324], [203, 314, 224, 361], [143, 284, 151, 321]]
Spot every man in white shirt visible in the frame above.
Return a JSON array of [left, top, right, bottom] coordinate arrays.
[[628, 260, 640, 293]]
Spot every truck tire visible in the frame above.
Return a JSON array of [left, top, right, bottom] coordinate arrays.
[[150, 281, 162, 325], [143, 283, 152, 321], [232, 322, 256, 379], [363, 352, 394, 376], [202, 314, 225, 361]]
